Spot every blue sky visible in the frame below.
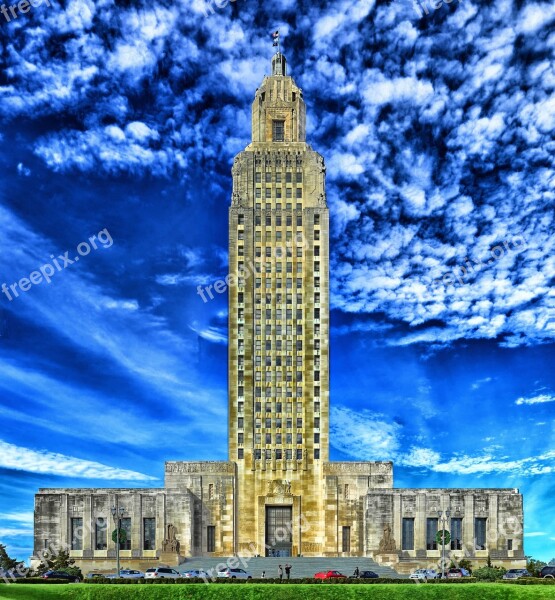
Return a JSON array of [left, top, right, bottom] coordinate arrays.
[[0, 0, 554, 565]]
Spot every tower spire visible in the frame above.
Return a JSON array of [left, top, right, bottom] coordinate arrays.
[[271, 30, 286, 76]]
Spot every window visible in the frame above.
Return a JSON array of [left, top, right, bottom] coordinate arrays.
[[238, 214, 244, 225], [273, 120, 285, 142], [255, 172, 261, 183], [266, 188, 271, 198], [451, 518, 462, 550], [256, 188, 261, 198], [255, 449, 261, 459], [426, 518, 438, 550], [120, 517, 131, 550], [286, 449, 292, 460], [296, 449, 302, 459], [276, 433, 282, 444], [266, 215, 271, 226], [71, 517, 83, 550], [95, 517, 107, 550], [276, 173, 282, 183], [475, 518, 487, 550], [207, 526, 216, 553], [314, 214, 320, 225], [314, 402, 320, 412], [238, 448, 244, 459], [143, 518, 156, 551], [314, 433, 320, 443], [238, 418, 244, 429], [314, 230, 320, 240], [286, 172, 292, 183], [296, 433, 302, 444], [402, 518, 415, 550], [297, 418, 303, 428], [314, 449, 320, 459], [286, 187, 292, 198], [314, 417, 320, 428], [276, 215, 282, 226], [265, 418, 271, 428], [296, 172, 303, 183], [507, 539, 513, 550], [266, 433, 271, 444], [296, 188, 302, 199], [238, 433, 244, 444], [314, 246, 320, 256], [265, 172, 272, 183], [342, 526, 351, 553], [275, 449, 282, 459]]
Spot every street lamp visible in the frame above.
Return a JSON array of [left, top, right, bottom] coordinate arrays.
[[437, 509, 451, 579], [111, 505, 125, 578]]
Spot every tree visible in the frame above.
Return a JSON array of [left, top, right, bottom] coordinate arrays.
[[34, 548, 82, 579], [473, 565, 506, 582], [0, 544, 23, 574], [526, 556, 547, 577]]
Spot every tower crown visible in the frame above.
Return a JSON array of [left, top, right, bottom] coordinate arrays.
[[250, 52, 306, 144]]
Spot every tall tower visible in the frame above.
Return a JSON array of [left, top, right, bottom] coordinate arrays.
[[228, 51, 329, 555]]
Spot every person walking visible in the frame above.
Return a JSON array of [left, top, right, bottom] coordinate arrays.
[[285, 563, 291, 580], [261, 571, 266, 579], [353, 566, 360, 578], [278, 564, 283, 580]]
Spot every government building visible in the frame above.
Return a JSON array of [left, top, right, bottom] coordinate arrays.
[[33, 51, 525, 575]]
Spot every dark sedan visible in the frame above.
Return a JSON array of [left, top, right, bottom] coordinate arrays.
[[352, 570, 379, 579], [42, 570, 81, 582]]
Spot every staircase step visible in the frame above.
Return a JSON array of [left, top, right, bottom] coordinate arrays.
[[174, 557, 405, 579]]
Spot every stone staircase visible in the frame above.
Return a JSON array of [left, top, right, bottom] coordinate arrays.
[[174, 556, 405, 579]]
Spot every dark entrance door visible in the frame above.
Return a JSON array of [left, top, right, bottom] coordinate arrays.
[[265, 506, 292, 557]]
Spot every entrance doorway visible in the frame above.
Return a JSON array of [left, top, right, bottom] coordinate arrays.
[[265, 506, 292, 557]]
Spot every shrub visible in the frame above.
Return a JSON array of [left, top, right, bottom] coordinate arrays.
[[473, 566, 506, 582]]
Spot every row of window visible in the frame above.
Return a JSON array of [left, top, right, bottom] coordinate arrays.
[[239, 432, 321, 444], [238, 213, 320, 225], [255, 172, 303, 183], [242, 324, 321, 337], [401, 518, 489, 551], [256, 188, 303, 200], [237, 448, 321, 459], [70, 517, 156, 552], [237, 401, 321, 413]]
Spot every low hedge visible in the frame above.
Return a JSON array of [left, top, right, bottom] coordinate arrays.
[[425, 578, 477, 584], [502, 578, 555, 585], [2, 578, 74, 585], [84, 577, 414, 584]]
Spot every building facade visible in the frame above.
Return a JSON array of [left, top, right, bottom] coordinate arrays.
[[33, 52, 525, 574]]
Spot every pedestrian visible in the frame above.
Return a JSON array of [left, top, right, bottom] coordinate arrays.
[[261, 570, 266, 579], [278, 564, 283, 580], [353, 566, 359, 578], [285, 563, 291, 579]]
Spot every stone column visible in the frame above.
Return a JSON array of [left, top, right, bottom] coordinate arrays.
[[415, 493, 426, 552], [393, 494, 402, 552], [84, 495, 93, 551], [463, 494, 474, 552], [488, 495, 499, 552]]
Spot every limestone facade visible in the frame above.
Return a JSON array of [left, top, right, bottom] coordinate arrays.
[[32, 53, 525, 574]]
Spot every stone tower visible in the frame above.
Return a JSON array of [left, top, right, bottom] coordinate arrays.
[[228, 51, 329, 556]]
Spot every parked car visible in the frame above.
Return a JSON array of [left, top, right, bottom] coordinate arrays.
[[144, 567, 181, 579], [314, 570, 347, 579], [85, 573, 106, 579], [119, 569, 144, 579], [42, 570, 81, 582], [410, 569, 440, 580], [356, 570, 380, 579], [217, 567, 252, 579], [183, 569, 210, 579], [540, 566, 555, 579], [503, 569, 531, 580], [446, 568, 471, 578]]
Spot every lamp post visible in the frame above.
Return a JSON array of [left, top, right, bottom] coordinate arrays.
[[437, 509, 451, 579], [111, 506, 125, 578]]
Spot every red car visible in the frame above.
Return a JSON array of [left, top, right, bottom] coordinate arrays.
[[314, 570, 347, 579]]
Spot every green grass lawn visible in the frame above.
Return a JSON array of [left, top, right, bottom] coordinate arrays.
[[1, 584, 555, 600]]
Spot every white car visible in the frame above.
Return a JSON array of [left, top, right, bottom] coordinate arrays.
[[410, 569, 440, 580], [217, 567, 252, 579], [105, 569, 144, 579], [183, 569, 210, 579], [144, 567, 181, 579]]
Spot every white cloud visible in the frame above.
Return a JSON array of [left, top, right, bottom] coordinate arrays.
[[516, 394, 555, 406], [524, 531, 547, 537], [0, 528, 33, 537], [0, 440, 157, 481]]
